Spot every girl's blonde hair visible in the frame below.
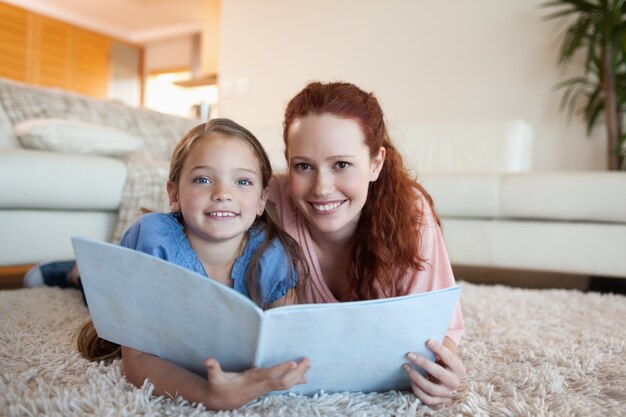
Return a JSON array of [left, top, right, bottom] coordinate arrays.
[[77, 118, 309, 361]]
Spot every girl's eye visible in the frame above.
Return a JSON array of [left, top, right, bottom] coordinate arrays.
[[294, 162, 312, 171], [237, 179, 252, 186], [335, 161, 351, 169], [193, 177, 211, 184]]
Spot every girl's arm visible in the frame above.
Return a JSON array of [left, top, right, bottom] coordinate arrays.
[[403, 336, 466, 406], [268, 288, 298, 308], [122, 346, 310, 411]]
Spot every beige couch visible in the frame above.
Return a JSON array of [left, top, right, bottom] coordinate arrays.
[[394, 122, 626, 279], [0, 77, 195, 266], [1, 77, 624, 280]]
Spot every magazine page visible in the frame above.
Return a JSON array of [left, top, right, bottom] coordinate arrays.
[[257, 286, 461, 394], [73, 237, 460, 394], [72, 237, 263, 375]]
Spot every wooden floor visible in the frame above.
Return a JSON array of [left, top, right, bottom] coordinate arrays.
[[1, 264, 624, 294], [454, 265, 626, 295], [453, 266, 589, 290], [0, 264, 33, 290]]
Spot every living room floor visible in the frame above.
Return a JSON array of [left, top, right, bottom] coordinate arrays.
[[0, 265, 32, 290], [455, 265, 626, 295], [2, 264, 625, 294]]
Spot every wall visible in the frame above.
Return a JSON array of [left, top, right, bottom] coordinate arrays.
[[218, 0, 606, 171], [108, 42, 141, 106], [143, 35, 193, 73]]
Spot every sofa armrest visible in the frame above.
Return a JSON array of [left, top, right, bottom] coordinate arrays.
[[0, 148, 127, 210]]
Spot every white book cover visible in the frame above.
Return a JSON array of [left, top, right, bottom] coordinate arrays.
[[72, 237, 461, 394]]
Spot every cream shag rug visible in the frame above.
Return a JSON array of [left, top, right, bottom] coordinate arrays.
[[1, 281, 625, 417]]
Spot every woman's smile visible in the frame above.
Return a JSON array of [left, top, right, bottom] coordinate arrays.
[[308, 200, 345, 214]]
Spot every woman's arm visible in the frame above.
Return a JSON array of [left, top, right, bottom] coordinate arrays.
[[121, 346, 310, 411], [403, 337, 466, 406], [399, 194, 466, 405]]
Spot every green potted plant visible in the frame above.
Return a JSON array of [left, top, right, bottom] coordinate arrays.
[[543, 0, 626, 170]]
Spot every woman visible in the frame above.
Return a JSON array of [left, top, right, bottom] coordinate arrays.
[[268, 81, 465, 405]]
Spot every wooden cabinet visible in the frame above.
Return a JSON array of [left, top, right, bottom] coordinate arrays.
[[31, 14, 71, 90], [0, 1, 110, 98], [70, 27, 110, 97], [0, 1, 31, 83]]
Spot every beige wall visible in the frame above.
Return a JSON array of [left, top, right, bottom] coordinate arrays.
[[144, 35, 193, 73], [217, 0, 606, 171], [108, 42, 141, 107]]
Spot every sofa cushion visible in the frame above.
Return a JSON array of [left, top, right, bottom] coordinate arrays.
[[0, 149, 127, 209], [420, 173, 502, 218], [247, 119, 535, 176], [490, 220, 626, 277], [500, 172, 626, 223], [0, 78, 197, 160], [0, 209, 118, 264], [442, 218, 626, 278], [390, 119, 534, 175], [14, 118, 143, 156]]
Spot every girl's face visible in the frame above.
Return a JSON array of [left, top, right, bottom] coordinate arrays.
[[286, 113, 384, 242], [168, 134, 268, 249]]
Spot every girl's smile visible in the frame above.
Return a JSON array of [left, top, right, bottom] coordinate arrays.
[[206, 210, 238, 218]]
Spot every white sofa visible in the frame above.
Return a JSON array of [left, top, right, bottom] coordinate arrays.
[[0, 78, 195, 266], [391, 122, 626, 279], [1, 77, 625, 280]]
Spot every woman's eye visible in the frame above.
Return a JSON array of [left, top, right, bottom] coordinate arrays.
[[193, 177, 211, 184], [335, 161, 350, 169], [294, 162, 312, 171], [237, 179, 252, 186]]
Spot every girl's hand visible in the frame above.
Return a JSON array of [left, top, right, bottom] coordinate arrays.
[[403, 337, 465, 406], [204, 357, 311, 409]]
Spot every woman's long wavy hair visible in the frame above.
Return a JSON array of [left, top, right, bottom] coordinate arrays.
[[283, 81, 439, 301], [77, 118, 309, 361]]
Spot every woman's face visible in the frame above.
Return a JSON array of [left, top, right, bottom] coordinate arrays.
[[286, 113, 384, 242]]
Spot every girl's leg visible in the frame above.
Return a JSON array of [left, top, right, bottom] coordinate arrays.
[[23, 260, 77, 288], [23, 261, 87, 304]]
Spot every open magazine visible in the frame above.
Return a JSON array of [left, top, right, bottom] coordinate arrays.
[[72, 237, 461, 394]]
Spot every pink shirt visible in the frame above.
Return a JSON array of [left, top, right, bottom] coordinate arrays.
[[268, 174, 464, 344]]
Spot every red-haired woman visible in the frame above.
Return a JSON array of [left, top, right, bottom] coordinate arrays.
[[268, 81, 465, 405]]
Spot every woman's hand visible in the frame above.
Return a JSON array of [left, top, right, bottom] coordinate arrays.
[[204, 357, 311, 409], [403, 337, 465, 406]]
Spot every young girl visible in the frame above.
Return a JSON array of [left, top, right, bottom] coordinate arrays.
[[267, 81, 466, 406], [77, 118, 311, 410]]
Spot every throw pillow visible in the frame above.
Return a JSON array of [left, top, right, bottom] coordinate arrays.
[[14, 118, 143, 156], [0, 102, 21, 148]]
